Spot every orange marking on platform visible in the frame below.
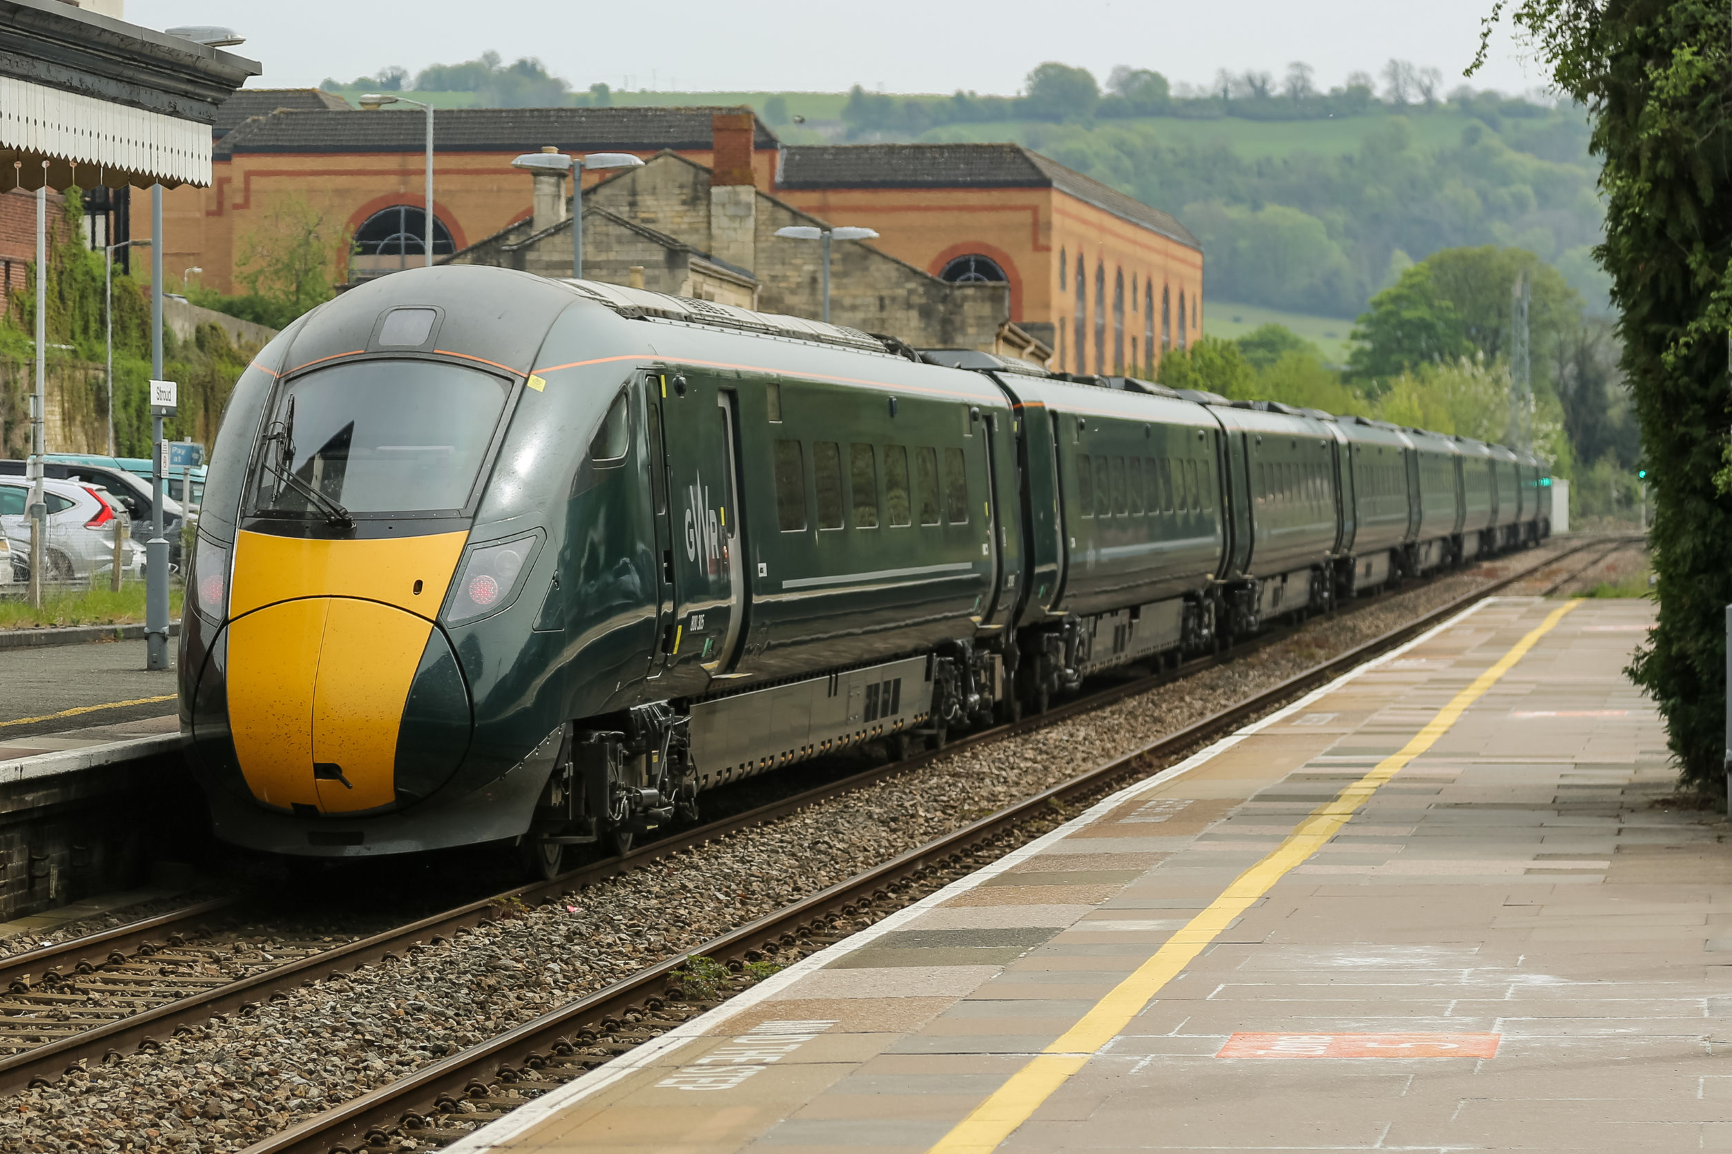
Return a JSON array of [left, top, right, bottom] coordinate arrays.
[[1217, 1033, 1500, 1059]]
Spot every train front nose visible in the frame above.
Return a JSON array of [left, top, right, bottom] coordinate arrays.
[[214, 531, 472, 815]]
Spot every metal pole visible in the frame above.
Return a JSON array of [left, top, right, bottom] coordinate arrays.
[[1725, 604, 1731, 813], [146, 185, 168, 672], [424, 102, 434, 268], [573, 158, 584, 280], [27, 178, 45, 609], [821, 229, 831, 324], [105, 244, 114, 456]]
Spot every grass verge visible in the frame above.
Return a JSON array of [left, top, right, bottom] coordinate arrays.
[[0, 583, 184, 630]]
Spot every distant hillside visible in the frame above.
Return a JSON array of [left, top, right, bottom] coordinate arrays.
[[319, 55, 1606, 319]]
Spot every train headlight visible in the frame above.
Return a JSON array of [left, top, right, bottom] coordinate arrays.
[[193, 534, 230, 623], [445, 534, 539, 625]]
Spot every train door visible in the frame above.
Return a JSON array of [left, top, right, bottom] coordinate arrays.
[[656, 372, 746, 689], [644, 377, 676, 681], [710, 391, 747, 673]]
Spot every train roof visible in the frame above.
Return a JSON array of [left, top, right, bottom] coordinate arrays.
[[1004, 373, 1220, 429], [562, 278, 895, 356]]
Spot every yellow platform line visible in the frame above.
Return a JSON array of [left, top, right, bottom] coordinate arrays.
[[927, 599, 1580, 1154], [0, 694, 176, 730]]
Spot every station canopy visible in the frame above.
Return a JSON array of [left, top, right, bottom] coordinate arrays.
[[0, 0, 259, 191]]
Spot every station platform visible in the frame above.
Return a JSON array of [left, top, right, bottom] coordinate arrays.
[[454, 594, 1720, 1154], [0, 636, 178, 780]]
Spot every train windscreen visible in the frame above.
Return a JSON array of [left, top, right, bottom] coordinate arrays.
[[248, 360, 508, 518]]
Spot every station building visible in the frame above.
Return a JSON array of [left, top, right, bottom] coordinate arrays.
[[151, 95, 1199, 367]]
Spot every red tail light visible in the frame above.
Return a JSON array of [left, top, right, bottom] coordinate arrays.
[[81, 486, 116, 529]]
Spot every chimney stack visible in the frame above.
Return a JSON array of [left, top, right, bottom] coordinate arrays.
[[709, 111, 756, 273], [530, 145, 567, 235]]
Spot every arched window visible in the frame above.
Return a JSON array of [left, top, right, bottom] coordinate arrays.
[[939, 253, 1007, 283], [354, 205, 455, 259], [1094, 262, 1106, 376], [1144, 279, 1155, 375], [1177, 289, 1188, 350], [1057, 250, 1067, 369], [1161, 285, 1171, 351], [1073, 253, 1086, 374], [1112, 269, 1125, 375]]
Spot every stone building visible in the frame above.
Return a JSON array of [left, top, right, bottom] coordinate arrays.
[[775, 143, 1202, 378], [445, 116, 1034, 356]]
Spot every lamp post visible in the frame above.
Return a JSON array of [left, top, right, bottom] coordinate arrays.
[[360, 93, 435, 268], [772, 225, 880, 323], [510, 151, 644, 280], [182, 265, 201, 290], [105, 237, 152, 457]]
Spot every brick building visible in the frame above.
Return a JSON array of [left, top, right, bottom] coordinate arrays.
[[149, 97, 1200, 368], [156, 104, 780, 296], [774, 144, 1202, 377]]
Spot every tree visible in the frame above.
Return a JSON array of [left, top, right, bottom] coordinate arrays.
[[1347, 247, 1581, 391], [1024, 63, 1099, 121], [1106, 66, 1169, 114], [1346, 264, 1473, 388], [763, 95, 789, 126], [1376, 356, 1509, 440], [1283, 62, 1316, 102], [1241, 71, 1274, 100], [234, 194, 339, 319], [1477, 0, 1732, 790], [1236, 323, 1317, 369], [1156, 335, 1254, 395], [1414, 66, 1443, 107], [1381, 59, 1416, 105]]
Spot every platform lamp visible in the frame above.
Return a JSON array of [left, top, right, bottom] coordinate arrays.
[[360, 93, 435, 268], [772, 225, 880, 324], [509, 151, 644, 279]]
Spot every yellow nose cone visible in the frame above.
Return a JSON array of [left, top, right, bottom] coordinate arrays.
[[224, 530, 468, 814]]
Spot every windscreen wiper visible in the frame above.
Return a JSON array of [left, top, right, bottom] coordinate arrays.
[[266, 461, 355, 528], [260, 394, 354, 528]]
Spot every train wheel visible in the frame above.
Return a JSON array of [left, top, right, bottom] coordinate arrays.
[[521, 837, 564, 881], [608, 826, 635, 856]]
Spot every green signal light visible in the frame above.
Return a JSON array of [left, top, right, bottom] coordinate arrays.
[[1637, 469, 1647, 478], [1539, 477, 1552, 486]]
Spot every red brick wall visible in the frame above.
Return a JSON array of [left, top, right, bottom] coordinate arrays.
[[0, 188, 69, 318]]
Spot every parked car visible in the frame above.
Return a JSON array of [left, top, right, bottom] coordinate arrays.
[[0, 477, 145, 582], [0, 459, 184, 564], [0, 535, 14, 587]]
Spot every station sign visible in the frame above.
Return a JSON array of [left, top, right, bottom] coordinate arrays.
[[168, 442, 204, 468], [149, 379, 178, 417]]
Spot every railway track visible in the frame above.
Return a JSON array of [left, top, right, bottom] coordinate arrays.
[[0, 534, 1628, 1127], [224, 534, 1631, 1154]]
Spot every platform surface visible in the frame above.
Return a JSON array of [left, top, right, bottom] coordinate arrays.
[[458, 595, 1720, 1154], [0, 637, 177, 773]]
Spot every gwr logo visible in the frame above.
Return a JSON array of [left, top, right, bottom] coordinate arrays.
[[683, 470, 723, 577]]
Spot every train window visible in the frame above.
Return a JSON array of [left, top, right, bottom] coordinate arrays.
[[1111, 456, 1127, 515], [814, 441, 844, 530], [773, 440, 807, 532], [1185, 460, 1200, 511], [850, 444, 879, 528], [1077, 455, 1094, 517], [1199, 462, 1213, 510], [590, 391, 630, 462], [1094, 456, 1111, 517], [1128, 458, 1144, 514], [942, 448, 969, 523], [1160, 458, 1175, 512], [915, 448, 942, 525], [646, 403, 667, 515], [766, 382, 782, 422], [884, 445, 912, 526]]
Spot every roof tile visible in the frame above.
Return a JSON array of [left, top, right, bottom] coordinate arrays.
[[217, 106, 777, 155]]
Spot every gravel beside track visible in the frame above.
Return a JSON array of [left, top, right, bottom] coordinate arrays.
[[2, 539, 1591, 1154], [0, 894, 227, 962]]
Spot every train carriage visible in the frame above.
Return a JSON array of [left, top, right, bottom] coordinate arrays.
[[1455, 436, 1499, 558], [1331, 415, 1415, 596], [180, 266, 1549, 871], [1207, 401, 1342, 635]]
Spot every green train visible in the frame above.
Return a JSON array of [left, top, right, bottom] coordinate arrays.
[[179, 266, 1549, 874]]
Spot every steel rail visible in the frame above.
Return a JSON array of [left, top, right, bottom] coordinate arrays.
[[239, 534, 1625, 1154]]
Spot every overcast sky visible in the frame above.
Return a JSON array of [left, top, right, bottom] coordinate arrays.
[[131, 0, 1541, 100]]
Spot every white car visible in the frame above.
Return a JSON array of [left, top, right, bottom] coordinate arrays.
[[0, 477, 145, 583]]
